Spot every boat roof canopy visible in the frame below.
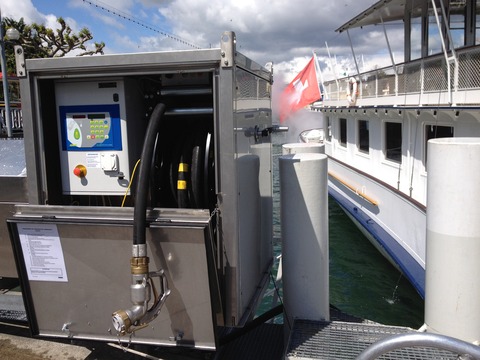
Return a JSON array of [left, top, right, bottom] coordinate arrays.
[[336, 0, 424, 32]]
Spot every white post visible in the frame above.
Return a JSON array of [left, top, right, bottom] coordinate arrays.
[[425, 138, 480, 344], [280, 153, 329, 327]]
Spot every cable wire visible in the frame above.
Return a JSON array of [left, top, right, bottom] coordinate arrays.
[[82, 0, 201, 49], [121, 159, 141, 207]]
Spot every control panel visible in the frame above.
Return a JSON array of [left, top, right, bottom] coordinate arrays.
[[55, 80, 133, 195], [60, 107, 120, 151]]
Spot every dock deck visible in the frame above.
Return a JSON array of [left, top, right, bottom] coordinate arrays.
[[0, 282, 463, 360], [286, 319, 459, 360]]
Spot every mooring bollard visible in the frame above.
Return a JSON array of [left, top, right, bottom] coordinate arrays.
[[280, 152, 329, 327], [425, 138, 480, 344]]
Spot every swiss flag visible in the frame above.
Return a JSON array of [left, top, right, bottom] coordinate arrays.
[[279, 56, 321, 122]]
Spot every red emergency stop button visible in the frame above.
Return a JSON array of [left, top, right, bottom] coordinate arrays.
[[73, 164, 87, 178]]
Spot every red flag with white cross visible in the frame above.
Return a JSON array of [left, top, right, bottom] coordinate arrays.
[[279, 56, 321, 122]]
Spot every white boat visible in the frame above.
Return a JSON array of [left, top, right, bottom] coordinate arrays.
[[307, 0, 480, 298]]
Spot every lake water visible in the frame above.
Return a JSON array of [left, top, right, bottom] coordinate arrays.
[[268, 140, 424, 329], [328, 198, 424, 328]]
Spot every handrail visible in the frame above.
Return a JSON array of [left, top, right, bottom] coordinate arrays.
[[319, 45, 480, 108], [328, 171, 378, 206], [356, 332, 480, 360]]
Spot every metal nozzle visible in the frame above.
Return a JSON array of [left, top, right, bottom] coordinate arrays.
[[112, 255, 170, 336]]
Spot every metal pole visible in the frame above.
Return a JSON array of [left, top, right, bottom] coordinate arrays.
[[430, 0, 457, 105], [379, 11, 398, 97], [346, 29, 360, 76], [0, 9, 13, 138], [346, 29, 362, 97], [325, 42, 339, 100]]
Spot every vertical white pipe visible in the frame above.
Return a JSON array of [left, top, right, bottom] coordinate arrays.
[[280, 153, 329, 326], [282, 142, 325, 155], [425, 138, 480, 344]]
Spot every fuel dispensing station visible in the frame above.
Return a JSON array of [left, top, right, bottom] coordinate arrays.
[[6, 31, 276, 350]]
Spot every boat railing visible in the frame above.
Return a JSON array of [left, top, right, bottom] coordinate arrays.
[[0, 102, 23, 138], [320, 45, 480, 108]]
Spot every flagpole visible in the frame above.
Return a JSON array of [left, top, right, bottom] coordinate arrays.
[[312, 51, 327, 100]]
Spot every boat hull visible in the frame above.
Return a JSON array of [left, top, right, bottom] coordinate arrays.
[[327, 158, 426, 298]]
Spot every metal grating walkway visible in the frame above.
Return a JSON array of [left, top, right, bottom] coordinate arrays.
[[285, 319, 459, 359], [0, 293, 27, 322]]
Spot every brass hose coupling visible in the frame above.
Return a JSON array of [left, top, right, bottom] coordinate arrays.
[[131, 256, 149, 274]]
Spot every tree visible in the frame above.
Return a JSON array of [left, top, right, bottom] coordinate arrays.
[[2, 16, 105, 74]]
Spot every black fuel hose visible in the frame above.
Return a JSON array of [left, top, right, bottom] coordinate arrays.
[[133, 103, 166, 246]]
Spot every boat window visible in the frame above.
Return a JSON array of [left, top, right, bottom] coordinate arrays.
[[424, 124, 454, 166], [476, 0, 480, 45], [449, 1, 467, 49], [357, 120, 369, 154], [385, 122, 402, 163], [410, 16, 422, 60], [408, 0, 426, 61], [325, 116, 332, 142], [339, 118, 347, 147], [428, 3, 443, 56], [426, 1, 467, 54]]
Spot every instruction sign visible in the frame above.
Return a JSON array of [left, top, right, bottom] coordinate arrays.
[[18, 223, 68, 282]]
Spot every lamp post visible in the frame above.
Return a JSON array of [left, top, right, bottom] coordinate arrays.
[[1, 9, 20, 138]]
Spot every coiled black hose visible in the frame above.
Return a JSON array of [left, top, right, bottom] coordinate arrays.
[[133, 103, 166, 245]]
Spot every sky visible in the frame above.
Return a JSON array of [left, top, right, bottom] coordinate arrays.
[[1, 0, 405, 127], [0, 0, 406, 82]]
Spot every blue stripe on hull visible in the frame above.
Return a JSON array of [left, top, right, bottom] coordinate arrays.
[[329, 186, 425, 299]]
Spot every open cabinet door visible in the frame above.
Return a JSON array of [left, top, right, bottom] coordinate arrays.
[[8, 205, 222, 350]]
